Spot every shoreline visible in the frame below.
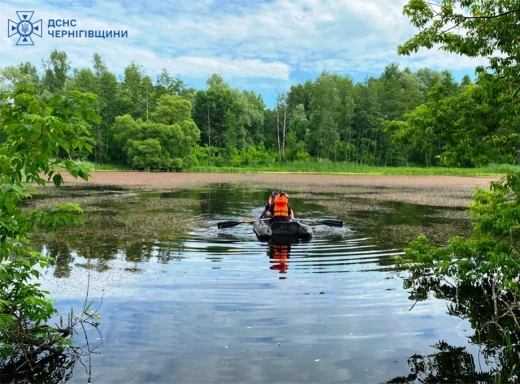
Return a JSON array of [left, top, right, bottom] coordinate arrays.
[[58, 172, 500, 208]]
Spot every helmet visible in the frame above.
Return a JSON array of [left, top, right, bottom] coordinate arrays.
[[271, 191, 278, 197]]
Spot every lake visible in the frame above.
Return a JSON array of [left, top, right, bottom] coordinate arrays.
[[18, 183, 495, 383]]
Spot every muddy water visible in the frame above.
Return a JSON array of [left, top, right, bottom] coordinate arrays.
[[26, 185, 485, 383]]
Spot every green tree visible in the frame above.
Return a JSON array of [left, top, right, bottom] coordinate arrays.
[[0, 86, 99, 373], [399, 173, 520, 355], [92, 53, 108, 76], [239, 90, 266, 147], [399, 0, 520, 81], [193, 74, 245, 151], [352, 79, 381, 165], [68, 68, 97, 94], [395, 2, 520, 378], [41, 50, 70, 93], [285, 104, 310, 161], [389, 82, 520, 167], [0, 62, 39, 93], [378, 65, 424, 165], [307, 72, 341, 159], [112, 95, 200, 170], [337, 77, 355, 163], [287, 80, 313, 120], [120, 62, 146, 120], [98, 69, 123, 162], [399, 1, 520, 160], [154, 69, 194, 101]]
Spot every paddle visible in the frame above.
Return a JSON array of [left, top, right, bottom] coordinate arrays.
[[297, 219, 344, 227], [217, 217, 269, 229]]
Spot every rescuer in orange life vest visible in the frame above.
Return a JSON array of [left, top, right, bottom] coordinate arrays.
[[268, 191, 295, 222], [259, 191, 278, 220]]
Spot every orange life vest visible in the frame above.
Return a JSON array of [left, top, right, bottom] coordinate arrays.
[[273, 194, 289, 217]]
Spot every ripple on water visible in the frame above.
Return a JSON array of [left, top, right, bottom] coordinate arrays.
[[35, 211, 473, 384]]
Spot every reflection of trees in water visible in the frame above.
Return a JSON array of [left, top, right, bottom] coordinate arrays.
[[1, 352, 77, 384], [42, 239, 74, 278], [389, 268, 520, 382], [28, 189, 199, 276], [38, 239, 186, 276], [387, 340, 493, 383], [1, 253, 103, 384], [1, 312, 103, 384], [30, 185, 326, 276]]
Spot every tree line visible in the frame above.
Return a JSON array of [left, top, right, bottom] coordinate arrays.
[[1, 50, 515, 170]]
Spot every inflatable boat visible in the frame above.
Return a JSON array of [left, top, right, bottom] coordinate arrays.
[[252, 219, 313, 241]]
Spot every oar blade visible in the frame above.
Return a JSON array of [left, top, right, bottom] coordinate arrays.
[[318, 219, 343, 227], [295, 218, 344, 227], [217, 220, 243, 229]]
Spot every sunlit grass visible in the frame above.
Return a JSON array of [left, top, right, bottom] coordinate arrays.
[[66, 160, 517, 176], [71, 161, 132, 171], [188, 161, 510, 176]]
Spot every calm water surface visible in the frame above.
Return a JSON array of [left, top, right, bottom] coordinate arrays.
[[31, 185, 484, 383]]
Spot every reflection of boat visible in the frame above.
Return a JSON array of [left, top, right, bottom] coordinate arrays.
[[252, 220, 313, 241], [267, 242, 291, 273]]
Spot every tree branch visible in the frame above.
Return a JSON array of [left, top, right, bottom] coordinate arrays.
[[463, 8, 520, 20]]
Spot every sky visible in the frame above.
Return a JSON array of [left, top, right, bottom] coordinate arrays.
[[0, 0, 489, 106]]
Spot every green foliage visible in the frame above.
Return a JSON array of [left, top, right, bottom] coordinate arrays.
[[112, 94, 200, 170], [126, 138, 171, 170], [399, 0, 520, 81], [0, 85, 99, 371], [4, 51, 518, 170], [189, 160, 508, 176], [395, 1, 520, 168], [154, 69, 193, 102], [42, 50, 70, 93], [189, 143, 277, 168], [403, 172, 520, 329], [387, 81, 520, 167], [0, 62, 39, 93], [397, 172, 520, 379], [193, 75, 251, 151]]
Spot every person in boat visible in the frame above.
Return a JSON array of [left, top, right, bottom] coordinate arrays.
[[269, 191, 295, 222], [259, 191, 278, 220]]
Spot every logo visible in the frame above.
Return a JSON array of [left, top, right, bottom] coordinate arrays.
[[8, 11, 42, 46]]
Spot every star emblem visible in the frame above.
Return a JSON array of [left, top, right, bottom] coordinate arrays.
[[8, 11, 42, 46]]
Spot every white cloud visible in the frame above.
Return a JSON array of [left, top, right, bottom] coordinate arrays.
[[0, 0, 488, 89]]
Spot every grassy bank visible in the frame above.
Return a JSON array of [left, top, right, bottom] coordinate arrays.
[[75, 161, 520, 176], [73, 161, 132, 171], [190, 162, 520, 176]]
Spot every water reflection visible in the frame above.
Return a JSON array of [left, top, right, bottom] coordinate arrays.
[[394, 267, 520, 382], [268, 242, 291, 274], [21, 184, 492, 383], [0, 353, 77, 384], [387, 340, 494, 383]]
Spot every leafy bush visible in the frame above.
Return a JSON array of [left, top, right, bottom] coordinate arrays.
[[398, 172, 520, 378], [111, 95, 200, 171], [0, 86, 99, 375]]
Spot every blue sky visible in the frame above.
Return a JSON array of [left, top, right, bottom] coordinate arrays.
[[1, 0, 488, 106]]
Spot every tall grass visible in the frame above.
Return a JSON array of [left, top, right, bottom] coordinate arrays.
[[72, 161, 132, 171], [188, 161, 511, 176], [66, 160, 517, 176], [484, 163, 520, 174]]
